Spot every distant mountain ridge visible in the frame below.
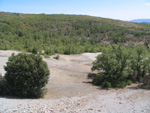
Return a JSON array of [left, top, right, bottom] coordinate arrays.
[[130, 19, 150, 24]]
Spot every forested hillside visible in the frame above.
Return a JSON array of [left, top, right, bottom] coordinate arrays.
[[0, 12, 150, 55]]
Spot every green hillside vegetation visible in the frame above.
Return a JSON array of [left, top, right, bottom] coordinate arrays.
[[0, 12, 150, 55]]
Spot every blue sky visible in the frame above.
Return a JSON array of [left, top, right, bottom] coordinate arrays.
[[0, 0, 150, 20]]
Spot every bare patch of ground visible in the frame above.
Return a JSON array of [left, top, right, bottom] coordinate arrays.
[[44, 53, 101, 99]]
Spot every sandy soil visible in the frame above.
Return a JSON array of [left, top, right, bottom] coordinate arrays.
[[43, 53, 101, 99], [0, 50, 150, 113]]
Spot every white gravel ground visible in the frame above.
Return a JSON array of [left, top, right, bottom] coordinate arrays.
[[0, 89, 150, 113]]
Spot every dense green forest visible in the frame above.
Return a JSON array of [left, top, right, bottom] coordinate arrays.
[[0, 12, 150, 55]]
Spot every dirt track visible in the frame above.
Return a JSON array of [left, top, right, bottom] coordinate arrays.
[[44, 53, 101, 99]]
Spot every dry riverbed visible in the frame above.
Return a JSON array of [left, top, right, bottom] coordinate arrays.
[[0, 50, 150, 113]]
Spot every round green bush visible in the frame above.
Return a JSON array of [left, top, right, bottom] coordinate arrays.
[[4, 53, 50, 98]]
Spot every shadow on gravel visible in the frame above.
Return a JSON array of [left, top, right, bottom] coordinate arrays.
[[0, 94, 40, 99], [82, 81, 93, 84], [0, 95, 38, 99], [83, 73, 103, 90], [87, 73, 96, 79], [0, 95, 23, 99], [82, 73, 96, 84]]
